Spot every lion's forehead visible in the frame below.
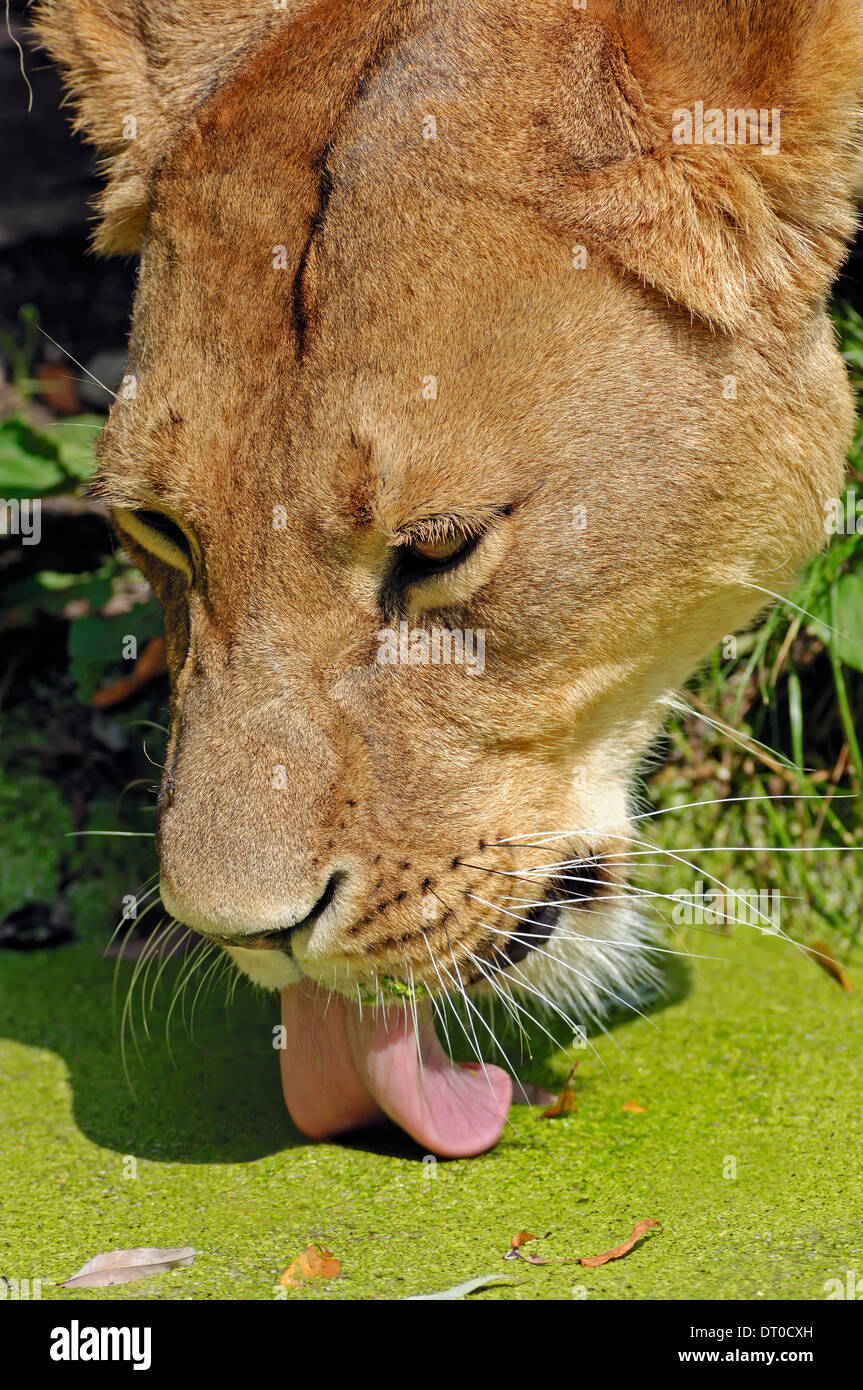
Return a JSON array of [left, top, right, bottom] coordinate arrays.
[[93, 0, 842, 618], [139, 0, 565, 341], [102, 0, 728, 529]]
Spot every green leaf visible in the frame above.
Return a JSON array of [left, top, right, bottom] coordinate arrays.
[[810, 568, 863, 672], [45, 415, 104, 480], [1, 573, 112, 630], [68, 602, 163, 703], [829, 570, 863, 672], [36, 568, 114, 593], [0, 417, 64, 499]]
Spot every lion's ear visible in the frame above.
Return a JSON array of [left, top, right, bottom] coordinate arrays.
[[32, 1, 158, 252], [31, 0, 280, 253], [545, 0, 863, 332]]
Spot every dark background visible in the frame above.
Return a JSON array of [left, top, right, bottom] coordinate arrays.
[[1, 5, 136, 381]]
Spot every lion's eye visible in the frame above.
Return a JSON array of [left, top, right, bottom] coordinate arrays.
[[394, 530, 480, 585], [113, 507, 195, 579], [380, 523, 481, 615], [406, 535, 473, 564]]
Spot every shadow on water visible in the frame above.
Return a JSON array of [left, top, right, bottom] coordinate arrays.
[[0, 933, 691, 1166]]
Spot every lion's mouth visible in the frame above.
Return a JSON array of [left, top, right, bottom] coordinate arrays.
[[204, 874, 341, 953], [276, 856, 610, 1157], [493, 860, 608, 968]]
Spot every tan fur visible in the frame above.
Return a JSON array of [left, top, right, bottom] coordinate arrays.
[[34, 1, 863, 1009]]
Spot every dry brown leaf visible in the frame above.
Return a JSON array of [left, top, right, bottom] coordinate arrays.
[[803, 940, 852, 992], [504, 1230, 537, 1261], [540, 1065, 579, 1119], [35, 363, 82, 414], [578, 1218, 663, 1268], [90, 637, 168, 708], [622, 1101, 647, 1114], [504, 1230, 556, 1262], [280, 1244, 342, 1288], [60, 1246, 195, 1289]]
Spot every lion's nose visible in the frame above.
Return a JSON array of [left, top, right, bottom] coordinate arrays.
[[160, 870, 342, 946]]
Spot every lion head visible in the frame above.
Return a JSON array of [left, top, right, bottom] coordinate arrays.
[[37, 0, 862, 1153]]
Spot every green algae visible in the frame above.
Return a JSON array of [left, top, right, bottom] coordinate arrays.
[[356, 976, 432, 1005], [1, 919, 861, 1301]]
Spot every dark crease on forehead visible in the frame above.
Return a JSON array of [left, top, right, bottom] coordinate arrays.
[[91, 4, 565, 531], [288, 7, 442, 362], [151, 2, 440, 359]]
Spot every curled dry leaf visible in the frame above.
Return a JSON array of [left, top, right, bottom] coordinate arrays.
[[60, 1246, 195, 1289], [504, 1230, 537, 1261], [622, 1100, 647, 1114], [578, 1218, 663, 1268], [505, 1230, 556, 1262], [540, 1065, 579, 1119], [803, 940, 852, 992], [280, 1244, 342, 1289]]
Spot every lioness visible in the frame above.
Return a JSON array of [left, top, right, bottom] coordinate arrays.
[[37, 0, 863, 1156]]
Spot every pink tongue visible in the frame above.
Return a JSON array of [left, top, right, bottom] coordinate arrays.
[[279, 980, 512, 1158]]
